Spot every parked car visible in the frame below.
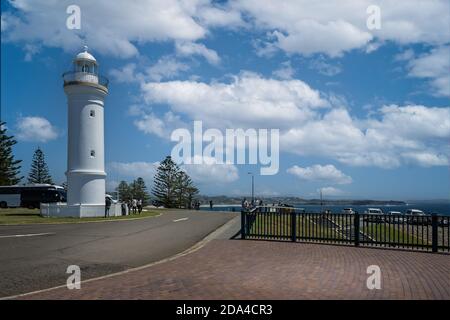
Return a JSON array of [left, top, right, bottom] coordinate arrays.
[[364, 208, 384, 222], [386, 211, 403, 223], [405, 209, 429, 224], [342, 208, 355, 214]]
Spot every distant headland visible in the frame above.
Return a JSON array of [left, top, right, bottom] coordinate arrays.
[[197, 195, 406, 206]]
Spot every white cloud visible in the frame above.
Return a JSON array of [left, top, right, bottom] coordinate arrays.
[[109, 63, 140, 83], [182, 156, 239, 184], [110, 56, 190, 84], [401, 152, 448, 167], [175, 41, 221, 65], [287, 164, 352, 184], [1, 0, 218, 58], [16, 116, 58, 142], [138, 72, 450, 169], [141, 72, 329, 129], [407, 46, 450, 97], [309, 56, 342, 76], [147, 56, 190, 81], [281, 105, 450, 168], [109, 161, 159, 180], [133, 111, 186, 139], [233, 0, 450, 57], [272, 61, 295, 79], [318, 186, 346, 196], [3, 0, 449, 61], [23, 43, 40, 62]]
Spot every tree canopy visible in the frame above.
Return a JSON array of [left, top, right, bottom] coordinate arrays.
[[152, 156, 198, 208], [28, 147, 53, 184], [0, 122, 23, 185]]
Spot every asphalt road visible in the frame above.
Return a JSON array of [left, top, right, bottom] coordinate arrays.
[[0, 209, 237, 297]]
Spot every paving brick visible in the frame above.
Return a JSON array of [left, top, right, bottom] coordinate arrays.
[[19, 240, 450, 300]]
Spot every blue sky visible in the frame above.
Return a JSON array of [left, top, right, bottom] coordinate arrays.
[[1, 0, 449, 200]]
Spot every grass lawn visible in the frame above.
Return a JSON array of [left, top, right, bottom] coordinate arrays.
[[247, 213, 431, 246], [248, 213, 346, 240], [0, 207, 161, 225], [362, 223, 429, 245]]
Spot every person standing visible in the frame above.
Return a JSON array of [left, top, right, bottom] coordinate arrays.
[[105, 196, 112, 218], [137, 199, 143, 214], [132, 198, 137, 214], [209, 200, 213, 210]]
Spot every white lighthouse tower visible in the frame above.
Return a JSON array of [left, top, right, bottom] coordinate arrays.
[[62, 46, 108, 217]]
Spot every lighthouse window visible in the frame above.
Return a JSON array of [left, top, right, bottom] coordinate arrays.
[[90, 110, 95, 117], [82, 64, 90, 73], [90, 150, 96, 158]]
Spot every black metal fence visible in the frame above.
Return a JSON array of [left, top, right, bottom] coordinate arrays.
[[241, 207, 450, 253]]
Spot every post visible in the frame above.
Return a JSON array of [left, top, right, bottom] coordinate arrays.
[[431, 214, 438, 253], [241, 210, 246, 240], [291, 211, 297, 242], [251, 175, 254, 203], [354, 212, 360, 247]]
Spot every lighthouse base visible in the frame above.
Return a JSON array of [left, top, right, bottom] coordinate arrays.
[[40, 203, 124, 218]]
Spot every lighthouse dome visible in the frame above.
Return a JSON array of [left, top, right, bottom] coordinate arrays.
[[75, 46, 97, 63]]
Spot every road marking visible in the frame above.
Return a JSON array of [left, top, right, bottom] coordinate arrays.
[[173, 218, 189, 222], [0, 232, 55, 239]]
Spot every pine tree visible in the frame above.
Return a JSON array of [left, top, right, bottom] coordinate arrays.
[[152, 156, 180, 208], [27, 147, 53, 184], [116, 180, 131, 202], [132, 177, 150, 205], [0, 122, 23, 185], [185, 183, 199, 209], [175, 171, 198, 208]]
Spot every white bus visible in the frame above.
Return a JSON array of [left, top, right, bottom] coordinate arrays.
[[0, 184, 66, 209]]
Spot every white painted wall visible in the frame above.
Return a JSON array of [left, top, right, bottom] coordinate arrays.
[[64, 84, 107, 206]]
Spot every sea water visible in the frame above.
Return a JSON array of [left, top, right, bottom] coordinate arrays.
[[200, 202, 450, 216]]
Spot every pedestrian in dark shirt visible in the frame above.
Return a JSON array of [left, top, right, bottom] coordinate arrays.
[[105, 196, 112, 218]]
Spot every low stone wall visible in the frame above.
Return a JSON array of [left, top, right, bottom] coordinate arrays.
[[40, 202, 128, 218]]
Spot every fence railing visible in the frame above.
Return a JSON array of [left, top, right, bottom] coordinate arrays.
[[241, 207, 450, 253], [62, 71, 109, 88]]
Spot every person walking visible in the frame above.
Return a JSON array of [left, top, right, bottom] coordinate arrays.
[[105, 196, 112, 218]]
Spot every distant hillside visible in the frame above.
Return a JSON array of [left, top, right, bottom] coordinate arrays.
[[197, 195, 406, 206]]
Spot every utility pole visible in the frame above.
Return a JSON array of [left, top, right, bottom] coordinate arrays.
[[320, 188, 323, 213], [248, 172, 254, 203]]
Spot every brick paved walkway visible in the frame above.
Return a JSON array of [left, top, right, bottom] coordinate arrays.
[[20, 240, 450, 300]]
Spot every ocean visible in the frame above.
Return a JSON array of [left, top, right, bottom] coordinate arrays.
[[200, 202, 450, 216]]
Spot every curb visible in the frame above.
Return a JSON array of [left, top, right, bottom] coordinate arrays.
[[0, 212, 163, 227]]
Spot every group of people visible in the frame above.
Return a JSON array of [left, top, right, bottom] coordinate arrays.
[[241, 198, 264, 210], [126, 198, 143, 214]]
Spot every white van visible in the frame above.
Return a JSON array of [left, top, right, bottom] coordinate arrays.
[[365, 208, 383, 215], [405, 209, 425, 216], [364, 208, 384, 222]]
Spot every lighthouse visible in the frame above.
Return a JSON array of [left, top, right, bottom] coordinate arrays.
[[61, 46, 109, 217]]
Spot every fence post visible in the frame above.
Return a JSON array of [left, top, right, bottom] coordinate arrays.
[[354, 212, 360, 247], [241, 210, 246, 240], [431, 214, 438, 253], [291, 211, 297, 242]]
